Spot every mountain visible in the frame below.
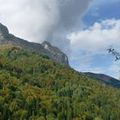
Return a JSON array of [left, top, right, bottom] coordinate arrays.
[[0, 23, 69, 65], [0, 45, 120, 120], [85, 72, 120, 88]]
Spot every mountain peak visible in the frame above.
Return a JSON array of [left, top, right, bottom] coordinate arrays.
[[42, 41, 51, 46], [42, 41, 69, 65], [42, 41, 53, 50], [0, 23, 69, 65]]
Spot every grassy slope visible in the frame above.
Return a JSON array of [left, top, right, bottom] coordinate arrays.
[[0, 45, 120, 120]]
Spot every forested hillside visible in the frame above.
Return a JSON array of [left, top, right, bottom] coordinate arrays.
[[0, 45, 120, 120]]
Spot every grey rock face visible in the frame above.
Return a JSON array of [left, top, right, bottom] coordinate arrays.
[[0, 23, 9, 41], [42, 41, 69, 65], [0, 23, 69, 66]]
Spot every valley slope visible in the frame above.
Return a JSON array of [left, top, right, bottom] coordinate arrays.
[[85, 72, 120, 88], [0, 46, 120, 120]]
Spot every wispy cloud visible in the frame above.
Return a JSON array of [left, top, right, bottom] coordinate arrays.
[[68, 19, 120, 53], [0, 0, 92, 54]]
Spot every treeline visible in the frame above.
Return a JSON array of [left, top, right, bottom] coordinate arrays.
[[0, 45, 120, 120]]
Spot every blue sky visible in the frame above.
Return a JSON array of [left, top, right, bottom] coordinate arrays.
[[84, 0, 120, 25], [69, 0, 120, 78]]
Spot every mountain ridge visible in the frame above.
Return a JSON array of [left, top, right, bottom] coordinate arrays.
[[1, 22, 120, 89], [85, 72, 120, 88], [0, 23, 69, 65]]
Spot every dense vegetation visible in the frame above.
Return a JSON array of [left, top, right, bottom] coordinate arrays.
[[0, 45, 120, 120]]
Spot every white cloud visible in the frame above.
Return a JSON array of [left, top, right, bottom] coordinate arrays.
[[0, 0, 92, 52], [68, 19, 120, 54], [0, 0, 59, 42], [108, 62, 120, 78], [68, 19, 120, 77]]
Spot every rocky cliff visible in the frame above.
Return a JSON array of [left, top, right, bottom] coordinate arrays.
[[0, 23, 69, 65]]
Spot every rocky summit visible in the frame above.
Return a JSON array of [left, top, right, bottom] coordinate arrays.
[[0, 23, 69, 66]]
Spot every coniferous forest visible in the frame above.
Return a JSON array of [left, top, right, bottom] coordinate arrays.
[[0, 45, 120, 120]]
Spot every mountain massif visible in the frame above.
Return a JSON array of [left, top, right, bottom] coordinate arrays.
[[0, 23, 120, 120], [0, 22, 120, 89], [0, 23, 69, 66], [0, 45, 120, 120]]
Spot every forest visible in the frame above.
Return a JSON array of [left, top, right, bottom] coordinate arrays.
[[0, 45, 120, 120]]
